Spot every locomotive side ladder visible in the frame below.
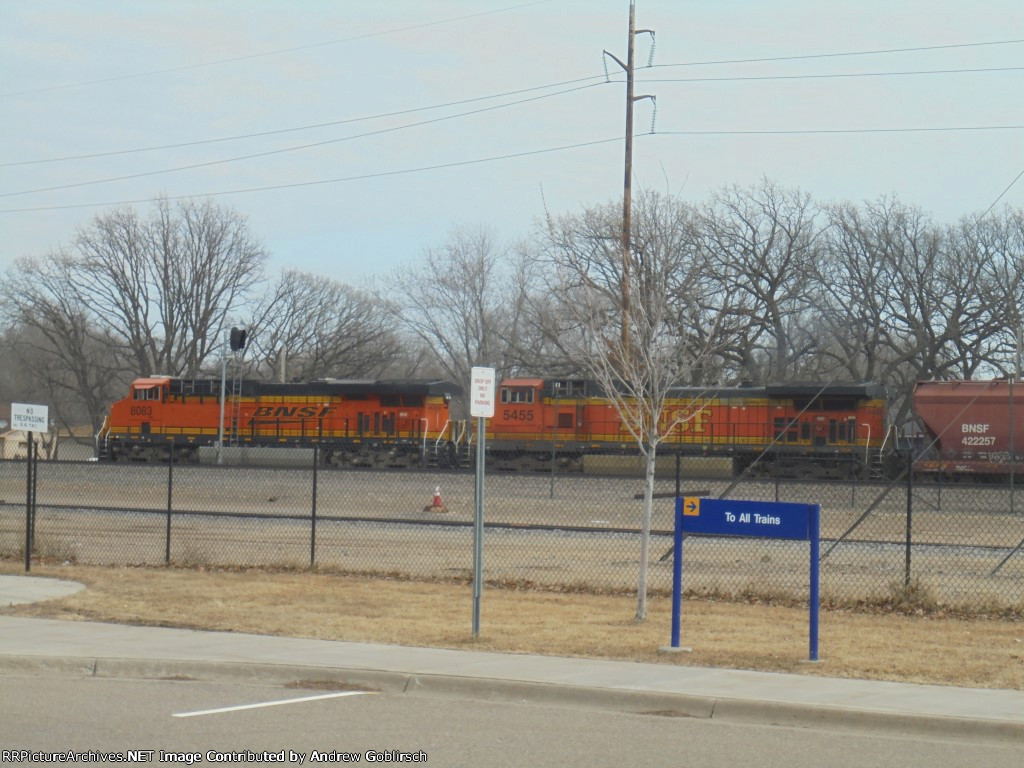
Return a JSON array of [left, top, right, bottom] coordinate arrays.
[[227, 356, 243, 446]]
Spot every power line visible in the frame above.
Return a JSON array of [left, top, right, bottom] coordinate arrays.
[[0, 83, 605, 198], [11, 110, 1020, 202], [10, 27, 1018, 100], [651, 38, 1024, 69], [1, 0, 556, 98], [638, 66, 1024, 85], [6, 123, 1024, 215], [656, 125, 1024, 136], [0, 136, 625, 214], [1, 74, 607, 168], [980, 168, 1024, 220], [8, 61, 1017, 170]]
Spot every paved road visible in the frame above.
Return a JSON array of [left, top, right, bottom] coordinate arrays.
[[3, 675, 1022, 768], [1, 574, 1023, 753]]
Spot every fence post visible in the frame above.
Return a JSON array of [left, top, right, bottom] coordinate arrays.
[[549, 444, 557, 500], [774, 451, 780, 503], [165, 443, 174, 564], [30, 439, 38, 554], [24, 432, 34, 572], [675, 451, 681, 499], [311, 444, 319, 567], [905, 452, 913, 587], [1010, 377, 1016, 517]]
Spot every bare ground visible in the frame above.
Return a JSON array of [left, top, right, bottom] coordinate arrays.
[[1, 560, 1022, 691]]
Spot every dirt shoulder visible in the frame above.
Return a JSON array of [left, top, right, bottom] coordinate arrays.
[[1, 560, 1022, 690]]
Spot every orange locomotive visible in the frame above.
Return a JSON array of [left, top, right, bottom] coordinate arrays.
[[97, 376, 463, 467], [98, 375, 888, 477], [486, 378, 889, 478]]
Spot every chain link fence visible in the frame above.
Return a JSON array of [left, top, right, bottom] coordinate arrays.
[[1, 450, 1023, 612]]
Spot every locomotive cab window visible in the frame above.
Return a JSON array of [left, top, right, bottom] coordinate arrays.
[[774, 417, 797, 442], [501, 388, 534, 404], [133, 386, 161, 402]]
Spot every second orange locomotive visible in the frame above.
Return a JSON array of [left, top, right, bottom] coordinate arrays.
[[487, 378, 888, 477]]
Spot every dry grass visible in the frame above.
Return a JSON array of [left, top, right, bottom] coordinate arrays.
[[1, 559, 1022, 691]]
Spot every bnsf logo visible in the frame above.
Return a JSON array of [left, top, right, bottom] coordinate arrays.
[[252, 405, 336, 418]]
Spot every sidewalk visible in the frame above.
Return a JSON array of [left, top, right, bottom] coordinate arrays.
[[1, 575, 1022, 742]]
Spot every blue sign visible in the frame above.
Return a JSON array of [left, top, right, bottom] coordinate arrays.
[[670, 497, 821, 661], [676, 497, 813, 540]]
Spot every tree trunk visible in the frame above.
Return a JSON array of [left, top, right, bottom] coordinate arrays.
[[635, 444, 658, 620]]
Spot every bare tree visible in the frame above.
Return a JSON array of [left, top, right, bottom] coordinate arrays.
[[246, 269, 401, 380], [936, 220, 1006, 380], [959, 208, 1024, 377], [0, 251, 128, 433], [0, 197, 268, 434], [854, 199, 998, 421], [389, 227, 532, 389], [540, 190, 722, 620], [701, 181, 823, 383], [815, 201, 900, 383], [73, 197, 268, 377], [813, 197, 1008, 422]]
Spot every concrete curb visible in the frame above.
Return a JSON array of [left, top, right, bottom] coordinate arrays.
[[3, 655, 1021, 744]]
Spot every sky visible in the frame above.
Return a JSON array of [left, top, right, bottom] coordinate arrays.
[[2, 0, 1023, 284]]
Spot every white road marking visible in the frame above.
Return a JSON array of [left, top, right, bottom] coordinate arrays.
[[173, 690, 374, 718]]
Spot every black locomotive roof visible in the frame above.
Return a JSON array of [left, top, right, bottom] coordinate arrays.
[[526, 377, 885, 402], [664, 382, 886, 400], [763, 382, 887, 400], [167, 378, 462, 398]]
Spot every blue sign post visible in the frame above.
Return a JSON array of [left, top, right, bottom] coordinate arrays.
[[671, 497, 821, 661]]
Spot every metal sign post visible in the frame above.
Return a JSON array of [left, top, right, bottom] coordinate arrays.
[[12, 403, 49, 573], [671, 497, 821, 661], [469, 367, 496, 638]]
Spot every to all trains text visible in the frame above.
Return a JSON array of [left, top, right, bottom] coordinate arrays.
[[724, 512, 781, 525]]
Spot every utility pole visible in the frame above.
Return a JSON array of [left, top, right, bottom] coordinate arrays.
[[605, 1, 655, 360]]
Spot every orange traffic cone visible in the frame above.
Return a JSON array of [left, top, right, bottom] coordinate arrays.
[[424, 485, 448, 513]]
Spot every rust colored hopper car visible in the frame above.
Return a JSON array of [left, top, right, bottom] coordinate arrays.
[[913, 379, 1024, 479], [97, 376, 463, 467]]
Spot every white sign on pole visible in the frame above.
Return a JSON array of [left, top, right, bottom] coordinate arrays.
[[469, 366, 496, 418], [11, 403, 49, 433]]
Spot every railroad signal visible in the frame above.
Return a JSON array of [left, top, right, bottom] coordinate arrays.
[[229, 327, 247, 351]]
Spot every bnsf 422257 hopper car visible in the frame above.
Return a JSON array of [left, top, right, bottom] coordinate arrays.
[[913, 379, 1024, 479]]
